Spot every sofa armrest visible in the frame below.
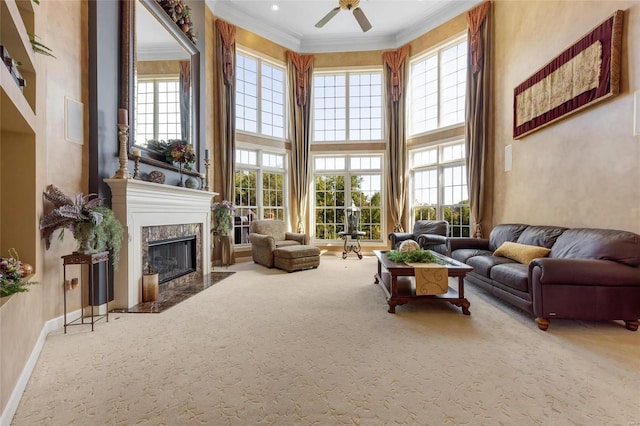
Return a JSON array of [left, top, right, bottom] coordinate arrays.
[[249, 233, 276, 250], [448, 237, 490, 252], [417, 234, 447, 247], [530, 258, 640, 286], [388, 232, 413, 248], [285, 232, 308, 245]]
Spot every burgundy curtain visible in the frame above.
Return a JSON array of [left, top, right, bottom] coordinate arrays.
[[383, 44, 411, 232], [465, 2, 491, 238], [214, 19, 237, 262], [286, 51, 314, 233]]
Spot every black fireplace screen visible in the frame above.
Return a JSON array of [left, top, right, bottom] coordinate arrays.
[[148, 235, 196, 284]]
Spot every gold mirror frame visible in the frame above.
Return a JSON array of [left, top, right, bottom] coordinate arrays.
[[120, 0, 201, 176]]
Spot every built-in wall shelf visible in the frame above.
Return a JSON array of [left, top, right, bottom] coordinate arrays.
[[0, 0, 38, 269], [1, 0, 37, 113], [1, 64, 35, 133]]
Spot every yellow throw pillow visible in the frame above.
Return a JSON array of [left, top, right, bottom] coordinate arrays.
[[493, 241, 551, 264]]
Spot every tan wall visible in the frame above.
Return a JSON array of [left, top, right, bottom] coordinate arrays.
[[0, 0, 87, 414], [492, 1, 640, 233]]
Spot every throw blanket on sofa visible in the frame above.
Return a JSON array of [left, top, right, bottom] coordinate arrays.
[[408, 263, 448, 295]]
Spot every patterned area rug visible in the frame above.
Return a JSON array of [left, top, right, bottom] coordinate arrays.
[[115, 271, 235, 313]]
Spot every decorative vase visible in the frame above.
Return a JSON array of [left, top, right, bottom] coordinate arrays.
[[185, 176, 200, 189], [177, 163, 184, 187], [73, 222, 95, 254]]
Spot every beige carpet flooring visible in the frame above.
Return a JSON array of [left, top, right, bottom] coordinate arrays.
[[12, 254, 640, 425]]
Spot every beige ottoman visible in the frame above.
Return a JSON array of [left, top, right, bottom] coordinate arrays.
[[273, 245, 320, 272]]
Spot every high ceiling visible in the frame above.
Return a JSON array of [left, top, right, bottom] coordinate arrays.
[[205, 0, 481, 53]]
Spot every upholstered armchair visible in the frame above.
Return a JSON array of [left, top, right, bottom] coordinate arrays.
[[249, 220, 309, 268], [388, 220, 449, 254]]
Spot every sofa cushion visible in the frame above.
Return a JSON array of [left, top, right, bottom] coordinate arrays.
[[488, 224, 529, 251], [494, 242, 551, 265], [451, 248, 493, 264], [413, 220, 448, 237], [550, 228, 640, 267], [467, 255, 517, 278], [517, 225, 567, 248], [490, 263, 529, 293]]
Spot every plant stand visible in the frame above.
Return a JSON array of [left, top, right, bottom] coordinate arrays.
[[338, 231, 366, 259], [62, 251, 109, 333]]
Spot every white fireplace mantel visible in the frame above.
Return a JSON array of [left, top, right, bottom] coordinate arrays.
[[105, 178, 217, 309]]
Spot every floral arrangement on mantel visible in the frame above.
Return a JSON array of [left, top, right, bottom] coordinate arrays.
[[39, 185, 124, 269], [211, 200, 235, 236], [0, 249, 36, 298], [166, 140, 196, 170], [156, 0, 198, 44]]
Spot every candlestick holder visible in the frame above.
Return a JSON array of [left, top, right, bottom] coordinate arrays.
[[112, 124, 131, 179], [204, 158, 210, 191], [133, 154, 141, 179]]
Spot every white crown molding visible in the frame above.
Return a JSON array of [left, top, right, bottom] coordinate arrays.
[[138, 45, 190, 61], [299, 33, 397, 53], [206, 0, 482, 54], [206, 0, 301, 52], [395, 0, 482, 47]]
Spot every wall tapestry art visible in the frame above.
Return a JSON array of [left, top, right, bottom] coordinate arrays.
[[513, 10, 623, 139]]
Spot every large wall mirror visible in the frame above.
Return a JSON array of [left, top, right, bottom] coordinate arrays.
[[120, 0, 200, 176]]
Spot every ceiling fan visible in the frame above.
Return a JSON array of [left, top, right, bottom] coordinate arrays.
[[315, 0, 372, 33]]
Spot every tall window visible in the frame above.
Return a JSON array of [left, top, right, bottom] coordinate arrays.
[[313, 155, 383, 241], [234, 148, 287, 244], [236, 51, 286, 139], [410, 37, 467, 135], [411, 142, 470, 237], [313, 71, 383, 142], [135, 77, 181, 145]]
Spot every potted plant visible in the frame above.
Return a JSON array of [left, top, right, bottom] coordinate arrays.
[[211, 200, 235, 237], [39, 185, 124, 269]]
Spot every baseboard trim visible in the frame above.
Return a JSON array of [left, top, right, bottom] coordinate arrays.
[[0, 309, 80, 426]]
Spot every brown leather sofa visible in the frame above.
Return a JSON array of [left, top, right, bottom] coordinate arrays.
[[448, 224, 640, 331]]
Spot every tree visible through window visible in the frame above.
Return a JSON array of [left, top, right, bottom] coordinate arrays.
[[234, 148, 287, 244], [411, 142, 470, 237], [313, 155, 383, 241]]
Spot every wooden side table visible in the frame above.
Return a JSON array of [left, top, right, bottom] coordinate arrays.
[[62, 251, 110, 333]]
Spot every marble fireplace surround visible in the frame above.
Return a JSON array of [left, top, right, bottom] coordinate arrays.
[[105, 179, 217, 309]]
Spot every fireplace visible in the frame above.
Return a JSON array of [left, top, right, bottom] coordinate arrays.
[[148, 236, 197, 284], [106, 179, 216, 309], [142, 223, 203, 288]]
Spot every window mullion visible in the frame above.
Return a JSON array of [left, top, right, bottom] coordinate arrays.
[[345, 72, 350, 141], [153, 81, 160, 140]]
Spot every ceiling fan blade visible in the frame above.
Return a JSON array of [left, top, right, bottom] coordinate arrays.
[[353, 7, 372, 32], [315, 7, 340, 28]]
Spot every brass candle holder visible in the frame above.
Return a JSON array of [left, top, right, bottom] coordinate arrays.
[[112, 124, 131, 179], [204, 158, 210, 191], [133, 152, 141, 180]]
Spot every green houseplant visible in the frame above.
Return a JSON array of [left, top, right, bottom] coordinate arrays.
[[39, 185, 123, 269], [211, 200, 234, 236]]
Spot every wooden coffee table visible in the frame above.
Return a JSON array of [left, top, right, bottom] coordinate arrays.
[[373, 250, 474, 314]]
